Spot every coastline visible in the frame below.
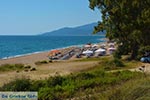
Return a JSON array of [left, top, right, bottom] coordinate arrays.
[[0, 38, 106, 66], [0, 44, 82, 60], [0, 46, 76, 66]]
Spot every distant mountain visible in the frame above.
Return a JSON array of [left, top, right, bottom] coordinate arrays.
[[41, 23, 105, 36]]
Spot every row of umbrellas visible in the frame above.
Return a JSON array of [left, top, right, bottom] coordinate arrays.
[[48, 44, 116, 57], [82, 48, 116, 55]]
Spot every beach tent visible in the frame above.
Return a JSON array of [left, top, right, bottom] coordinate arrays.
[[82, 50, 93, 54], [95, 48, 106, 53]]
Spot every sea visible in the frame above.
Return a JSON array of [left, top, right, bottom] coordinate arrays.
[[0, 35, 105, 59]]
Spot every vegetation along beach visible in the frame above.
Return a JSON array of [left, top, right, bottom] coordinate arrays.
[[0, 0, 150, 100]]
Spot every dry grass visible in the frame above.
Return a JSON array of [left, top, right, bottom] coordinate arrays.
[[0, 60, 98, 86]]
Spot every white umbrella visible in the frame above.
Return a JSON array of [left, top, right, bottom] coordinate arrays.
[[84, 44, 91, 48], [92, 44, 99, 48], [101, 43, 106, 47], [95, 48, 106, 53], [82, 50, 93, 54], [108, 43, 115, 46], [108, 47, 116, 51]]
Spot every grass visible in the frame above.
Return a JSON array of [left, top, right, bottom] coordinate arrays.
[[0, 64, 24, 72], [0, 64, 36, 73], [96, 77, 150, 100], [0, 70, 144, 100], [74, 56, 111, 62], [0, 56, 148, 100]]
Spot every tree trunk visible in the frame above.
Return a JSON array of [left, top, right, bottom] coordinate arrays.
[[131, 43, 139, 59]]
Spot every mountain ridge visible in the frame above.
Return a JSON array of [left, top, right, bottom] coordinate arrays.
[[41, 22, 105, 36]]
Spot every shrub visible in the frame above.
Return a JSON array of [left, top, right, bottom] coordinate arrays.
[[35, 60, 48, 65], [24, 69, 28, 72], [107, 58, 124, 67], [1, 78, 31, 91], [138, 46, 150, 59], [38, 87, 61, 100], [0, 64, 24, 72], [76, 72, 95, 80], [46, 75, 64, 87], [24, 65, 31, 69], [49, 60, 53, 63], [30, 68, 36, 71], [107, 77, 150, 100], [31, 80, 46, 91], [112, 58, 125, 67]]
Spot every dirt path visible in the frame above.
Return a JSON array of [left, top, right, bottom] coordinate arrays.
[[0, 61, 98, 86], [108, 63, 150, 74], [129, 63, 150, 73]]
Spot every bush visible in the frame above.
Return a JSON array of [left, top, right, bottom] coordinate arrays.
[[24, 69, 28, 72], [46, 75, 64, 87], [138, 46, 150, 59], [38, 87, 61, 100], [31, 80, 46, 91], [107, 77, 150, 100], [102, 58, 125, 70], [30, 68, 36, 71], [76, 72, 95, 80], [24, 65, 31, 69], [49, 60, 53, 63], [1, 78, 31, 91], [107, 58, 124, 67], [35, 60, 48, 65], [0, 64, 24, 72], [113, 50, 122, 59]]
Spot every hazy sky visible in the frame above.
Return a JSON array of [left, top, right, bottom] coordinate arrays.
[[0, 0, 101, 35]]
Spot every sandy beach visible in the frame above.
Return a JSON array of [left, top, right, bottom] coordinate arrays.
[[0, 47, 75, 66]]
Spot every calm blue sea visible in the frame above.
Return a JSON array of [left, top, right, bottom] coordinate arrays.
[[0, 36, 105, 59]]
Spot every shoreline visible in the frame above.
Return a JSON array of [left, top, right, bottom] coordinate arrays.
[[0, 40, 107, 66], [0, 46, 77, 66], [0, 45, 82, 60], [0, 40, 106, 60]]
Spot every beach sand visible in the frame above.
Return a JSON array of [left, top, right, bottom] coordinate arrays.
[[0, 60, 98, 86], [0, 47, 75, 66]]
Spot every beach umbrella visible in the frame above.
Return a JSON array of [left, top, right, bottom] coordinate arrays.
[[108, 43, 115, 47], [92, 44, 99, 48], [101, 43, 106, 47], [84, 44, 91, 48], [108, 47, 116, 51], [82, 50, 93, 54], [48, 50, 60, 56], [95, 48, 106, 53]]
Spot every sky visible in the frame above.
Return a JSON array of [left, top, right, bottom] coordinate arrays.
[[0, 0, 101, 35]]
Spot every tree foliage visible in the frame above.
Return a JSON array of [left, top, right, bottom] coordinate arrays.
[[89, 0, 150, 59]]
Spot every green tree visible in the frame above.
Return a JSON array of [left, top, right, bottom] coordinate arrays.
[[89, 0, 150, 59]]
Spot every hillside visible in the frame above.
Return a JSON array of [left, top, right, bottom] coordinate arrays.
[[41, 23, 105, 36]]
